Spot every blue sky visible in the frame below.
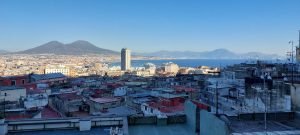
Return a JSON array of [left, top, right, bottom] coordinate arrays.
[[0, 0, 300, 55]]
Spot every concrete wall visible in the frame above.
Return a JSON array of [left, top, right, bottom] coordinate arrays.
[[53, 97, 82, 114], [0, 88, 26, 102], [290, 84, 300, 111], [89, 100, 122, 114], [141, 103, 162, 116], [128, 115, 186, 125], [236, 112, 295, 121], [200, 110, 229, 135], [184, 101, 197, 133], [0, 122, 7, 135], [167, 115, 186, 124], [128, 116, 157, 125], [5, 115, 186, 133], [7, 117, 123, 132]]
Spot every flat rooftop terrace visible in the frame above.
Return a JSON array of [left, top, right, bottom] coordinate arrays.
[[230, 118, 300, 134], [8, 124, 191, 135]]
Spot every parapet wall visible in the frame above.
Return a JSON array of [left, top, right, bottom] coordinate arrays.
[[235, 112, 295, 121], [6, 117, 123, 133], [3, 114, 186, 133], [128, 115, 186, 125]]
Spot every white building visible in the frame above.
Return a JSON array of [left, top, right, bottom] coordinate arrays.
[[193, 66, 220, 75], [144, 63, 156, 75], [133, 70, 152, 77], [0, 86, 26, 102], [24, 93, 48, 109], [141, 103, 161, 116], [45, 65, 70, 76], [164, 62, 179, 74], [114, 86, 131, 97], [121, 48, 131, 71]]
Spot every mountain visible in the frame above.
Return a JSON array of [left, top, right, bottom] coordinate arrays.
[[17, 40, 119, 55], [0, 50, 9, 54], [134, 49, 282, 59], [200, 49, 238, 58]]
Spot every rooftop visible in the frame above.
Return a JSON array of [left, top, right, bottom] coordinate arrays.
[[157, 93, 188, 99], [90, 97, 120, 104], [91, 106, 138, 116], [129, 124, 192, 135], [57, 93, 82, 101], [229, 116, 300, 134], [41, 106, 62, 119], [0, 86, 25, 91], [31, 73, 66, 81]]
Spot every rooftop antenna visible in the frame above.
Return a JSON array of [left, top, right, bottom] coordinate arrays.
[[299, 30, 300, 48], [288, 41, 294, 84]]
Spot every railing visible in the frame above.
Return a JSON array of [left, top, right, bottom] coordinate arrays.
[[6, 116, 124, 132], [5, 114, 187, 132]]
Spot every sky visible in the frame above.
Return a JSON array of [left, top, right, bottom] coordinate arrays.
[[1, 0, 300, 55]]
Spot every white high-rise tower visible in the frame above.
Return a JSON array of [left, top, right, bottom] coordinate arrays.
[[121, 48, 131, 71]]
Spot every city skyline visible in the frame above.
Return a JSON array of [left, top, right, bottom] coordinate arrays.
[[1, 0, 300, 55]]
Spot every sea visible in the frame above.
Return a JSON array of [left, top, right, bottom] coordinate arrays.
[[110, 59, 248, 68]]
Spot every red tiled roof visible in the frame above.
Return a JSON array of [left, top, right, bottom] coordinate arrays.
[[192, 101, 210, 111], [6, 115, 32, 120], [148, 102, 184, 113], [42, 106, 62, 118]]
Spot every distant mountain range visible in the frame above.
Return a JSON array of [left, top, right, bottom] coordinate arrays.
[[133, 49, 282, 59], [0, 50, 9, 54], [16, 40, 119, 55], [1, 41, 282, 59]]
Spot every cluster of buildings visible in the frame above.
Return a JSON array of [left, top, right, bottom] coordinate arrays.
[[0, 54, 115, 77], [1, 47, 300, 134], [0, 48, 218, 121]]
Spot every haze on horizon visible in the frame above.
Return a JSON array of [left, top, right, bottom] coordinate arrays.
[[1, 0, 300, 55]]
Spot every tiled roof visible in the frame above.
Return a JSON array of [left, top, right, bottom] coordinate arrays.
[[41, 106, 62, 118]]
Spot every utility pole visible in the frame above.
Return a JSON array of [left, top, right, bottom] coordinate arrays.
[[292, 41, 294, 85], [263, 74, 267, 133], [3, 93, 7, 118], [297, 30, 300, 63], [299, 30, 300, 48], [216, 81, 219, 116], [289, 41, 294, 84]]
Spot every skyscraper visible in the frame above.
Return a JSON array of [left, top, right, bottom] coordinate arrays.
[[121, 48, 131, 71]]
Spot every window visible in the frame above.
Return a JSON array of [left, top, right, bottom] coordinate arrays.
[[11, 80, 16, 86], [150, 108, 153, 113], [144, 106, 148, 111], [22, 79, 25, 84]]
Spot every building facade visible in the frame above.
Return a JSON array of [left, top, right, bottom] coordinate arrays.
[[164, 62, 179, 74], [121, 48, 131, 71], [0, 86, 26, 102], [44, 65, 70, 76]]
